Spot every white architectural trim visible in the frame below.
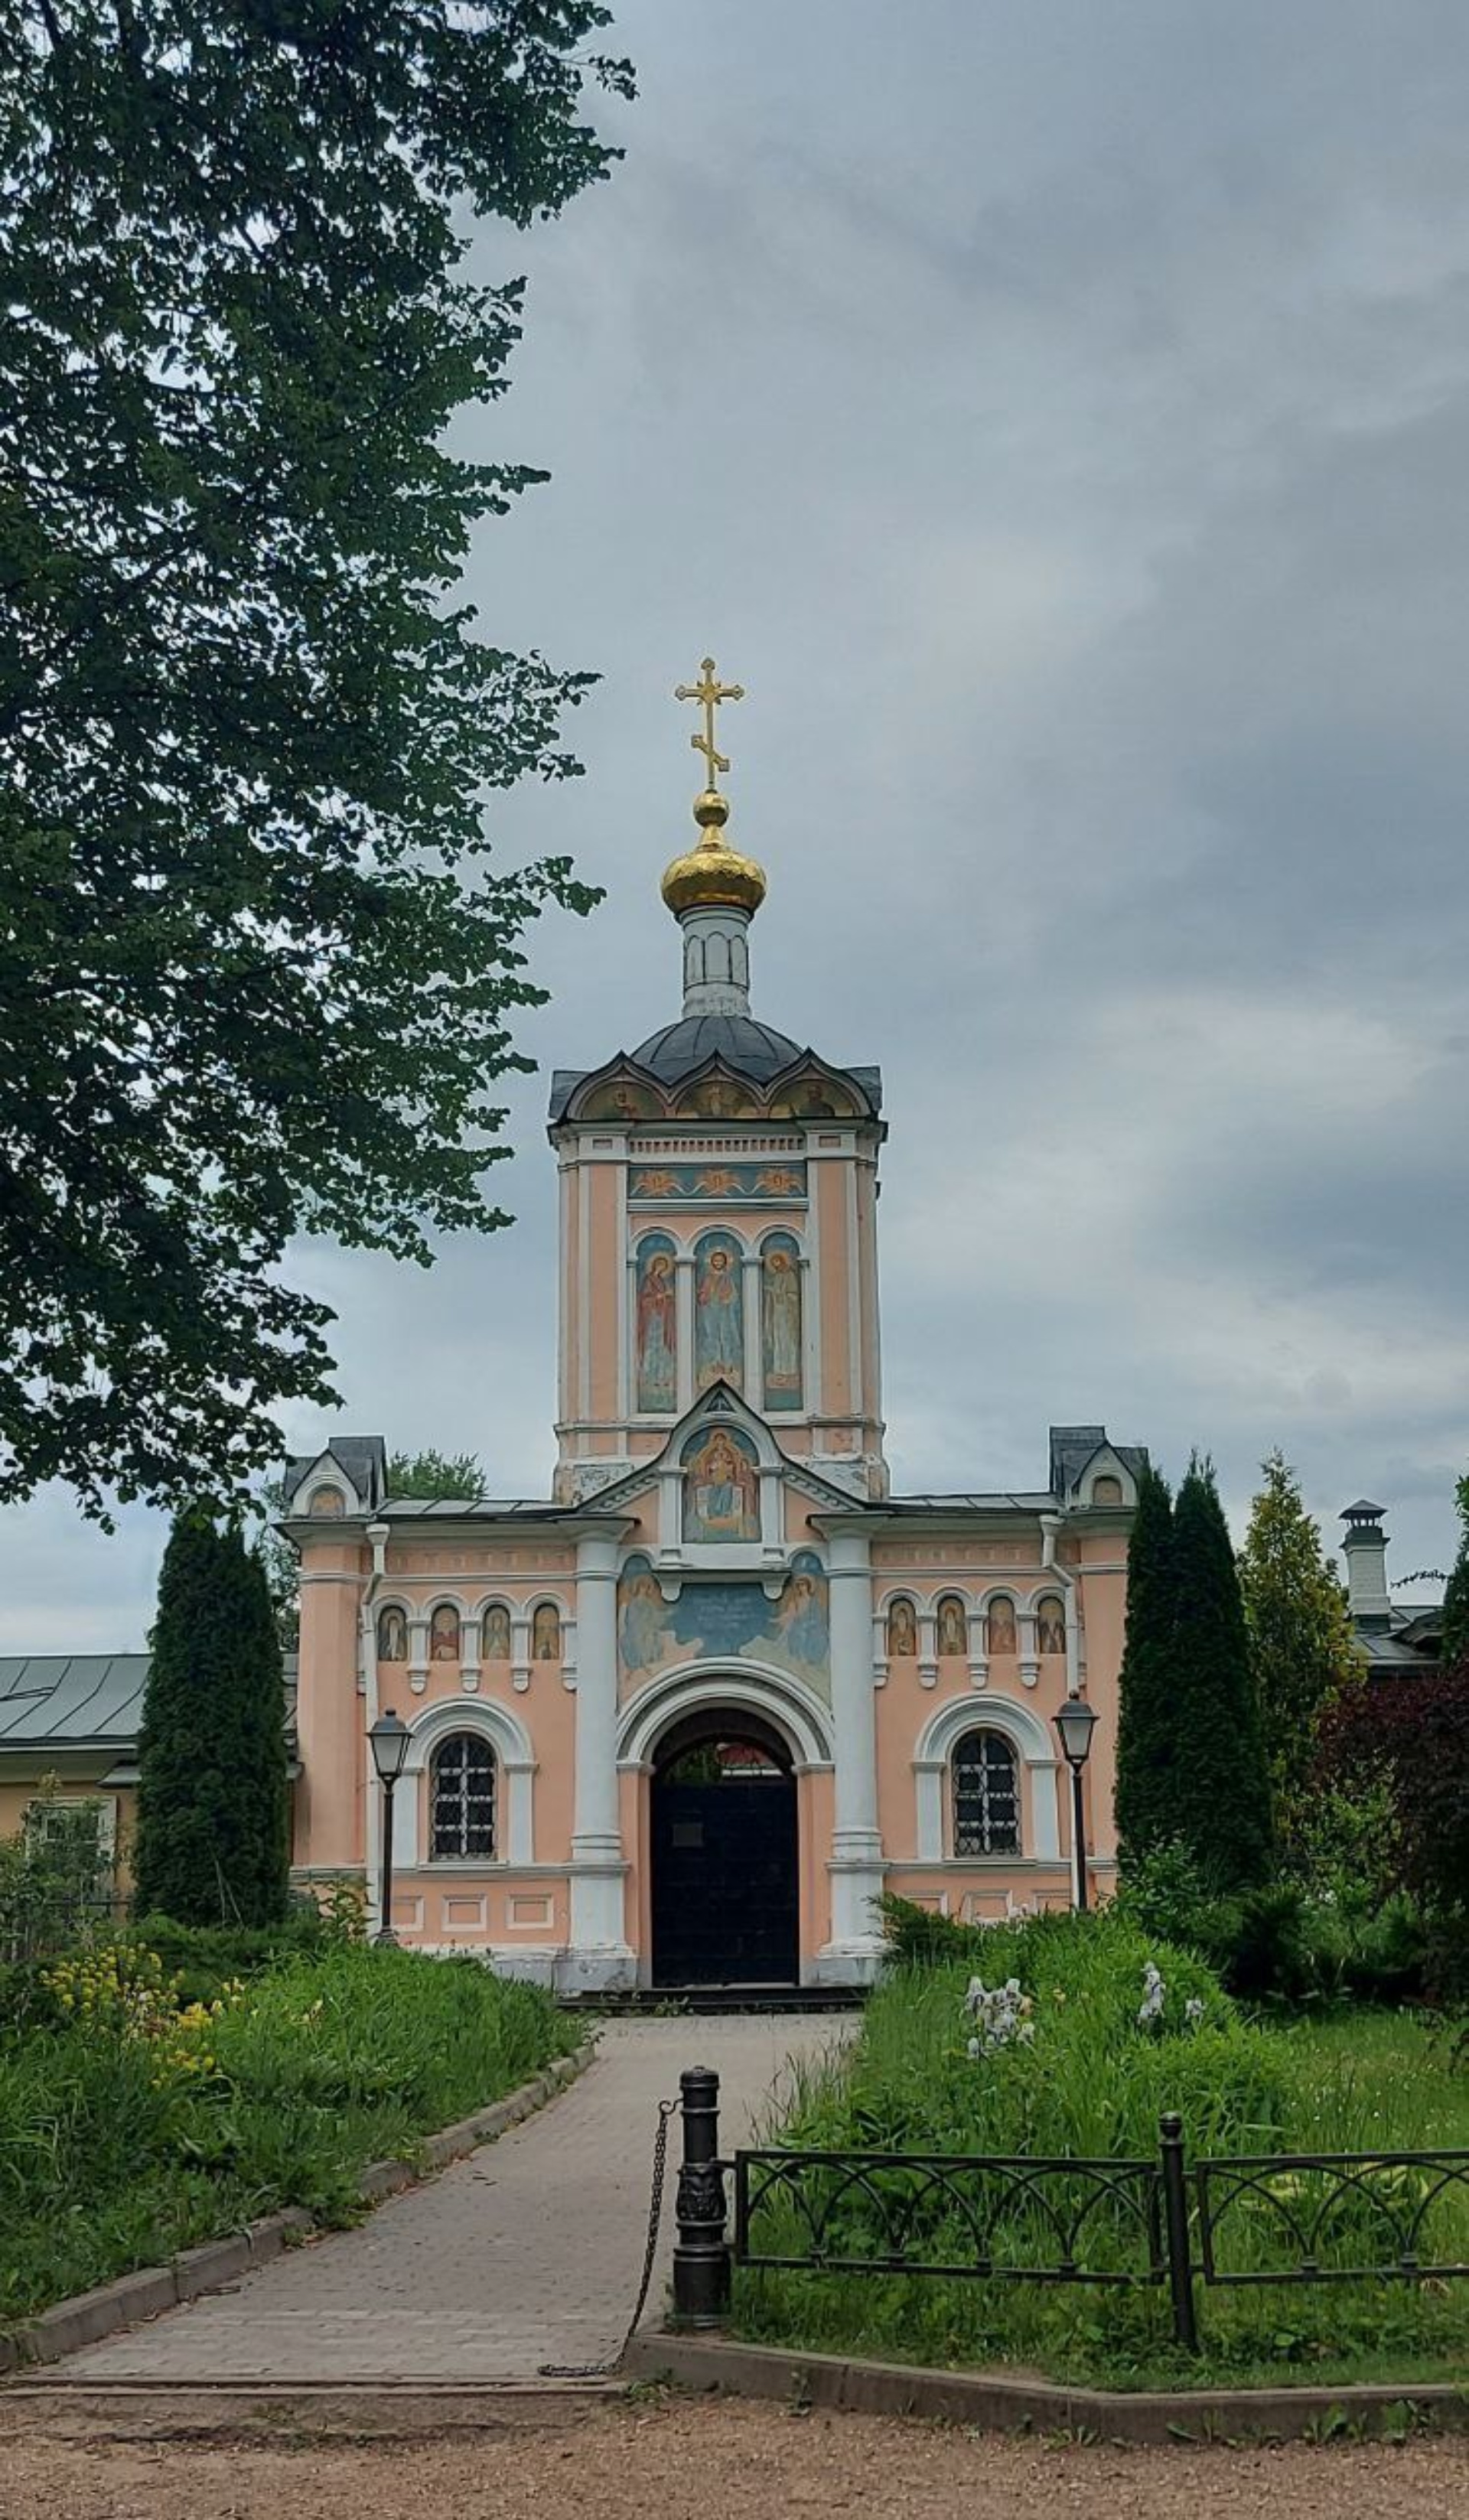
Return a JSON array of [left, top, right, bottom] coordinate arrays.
[[402, 1695, 536, 1866], [912, 1693, 1062, 1864], [617, 1657, 837, 1771]]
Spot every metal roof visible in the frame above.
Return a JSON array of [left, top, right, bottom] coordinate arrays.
[[0, 1655, 298, 1753], [0, 1655, 148, 1747]]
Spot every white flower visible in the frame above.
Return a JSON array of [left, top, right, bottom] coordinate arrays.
[[1184, 1996, 1205, 2029], [1138, 1962, 1168, 2027], [967, 2036, 982, 2059]]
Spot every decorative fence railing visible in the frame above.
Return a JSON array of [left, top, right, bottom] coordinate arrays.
[[664, 2068, 1469, 2355], [733, 2147, 1164, 2284]]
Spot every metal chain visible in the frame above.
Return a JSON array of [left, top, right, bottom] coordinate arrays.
[[537, 2095, 681, 2379]]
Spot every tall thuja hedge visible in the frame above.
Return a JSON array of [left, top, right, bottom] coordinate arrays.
[[134, 1513, 289, 1926], [1168, 1459, 1273, 1890], [1113, 1462, 1177, 1866]]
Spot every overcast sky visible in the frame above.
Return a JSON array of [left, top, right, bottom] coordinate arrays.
[[6, 0, 1467, 1649]]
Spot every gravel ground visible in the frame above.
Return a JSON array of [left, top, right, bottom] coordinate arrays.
[[0, 2396, 1463, 2520]]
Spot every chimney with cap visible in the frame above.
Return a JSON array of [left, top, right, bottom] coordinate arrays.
[[1340, 1499, 1392, 1629]]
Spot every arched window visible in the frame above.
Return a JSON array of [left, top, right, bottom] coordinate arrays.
[[936, 1594, 968, 1658], [952, 1730, 1020, 1857], [885, 1597, 918, 1658], [307, 1485, 344, 1517], [532, 1603, 562, 1661], [376, 1606, 408, 1662], [482, 1604, 512, 1659], [429, 1604, 461, 1662], [985, 1596, 1018, 1656], [1037, 1595, 1066, 1656], [1093, 1474, 1123, 1505], [430, 1734, 497, 1861]]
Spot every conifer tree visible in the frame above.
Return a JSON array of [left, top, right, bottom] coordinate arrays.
[[134, 1514, 289, 1926], [1113, 1461, 1178, 1868], [1441, 1473, 1469, 1670], [1170, 1459, 1273, 1890], [1237, 1452, 1363, 1861]]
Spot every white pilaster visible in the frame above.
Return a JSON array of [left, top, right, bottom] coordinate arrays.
[[741, 1250, 762, 1401], [818, 1525, 885, 1981], [567, 1531, 634, 1989], [675, 1253, 695, 1414]]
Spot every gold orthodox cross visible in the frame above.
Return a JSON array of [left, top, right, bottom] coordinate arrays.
[[675, 656, 744, 788]]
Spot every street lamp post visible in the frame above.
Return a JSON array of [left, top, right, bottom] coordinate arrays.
[[1052, 1692, 1099, 1915], [367, 1708, 410, 1947]]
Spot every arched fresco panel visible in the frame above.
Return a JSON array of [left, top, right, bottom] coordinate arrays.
[[693, 1232, 744, 1391], [761, 1232, 803, 1412], [634, 1232, 678, 1412], [682, 1424, 760, 1544]]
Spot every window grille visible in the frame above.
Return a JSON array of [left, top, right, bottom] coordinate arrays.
[[430, 1734, 496, 1861], [952, 1729, 1020, 1857]]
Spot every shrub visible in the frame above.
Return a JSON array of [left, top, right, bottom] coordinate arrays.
[[0, 1943, 566, 2321], [736, 1910, 1468, 2388]]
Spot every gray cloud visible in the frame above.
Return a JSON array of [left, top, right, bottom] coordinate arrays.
[[4, 0, 1467, 1645]]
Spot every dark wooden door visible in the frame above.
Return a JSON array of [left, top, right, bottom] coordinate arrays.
[[650, 1773, 799, 1988]]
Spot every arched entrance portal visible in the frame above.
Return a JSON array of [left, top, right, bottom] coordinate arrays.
[[650, 1707, 799, 1988]]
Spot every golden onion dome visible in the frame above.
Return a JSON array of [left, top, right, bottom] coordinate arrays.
[[660, 788, 767, 917]]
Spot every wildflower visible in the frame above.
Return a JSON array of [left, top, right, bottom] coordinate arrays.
[[1138, 1962, 1168, 2027], [1184, 1997, 1205, 2030]]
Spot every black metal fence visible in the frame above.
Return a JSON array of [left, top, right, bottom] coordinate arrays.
[[667, 2068, 1469, 2354]]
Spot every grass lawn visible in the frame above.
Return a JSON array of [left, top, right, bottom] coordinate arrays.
[[0, 1940, 571, 2326], [731, 1913, 1469, 2391]]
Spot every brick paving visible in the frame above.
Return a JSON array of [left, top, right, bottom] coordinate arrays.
[[65, 2015, 847, 2384]]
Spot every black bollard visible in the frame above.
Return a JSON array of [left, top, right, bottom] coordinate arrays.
[[1158, 2111, 1200, 2354], [671, 2064, 731, 2326]]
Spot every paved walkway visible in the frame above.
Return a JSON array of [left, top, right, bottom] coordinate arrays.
[[67, 2017, 848, 2384]]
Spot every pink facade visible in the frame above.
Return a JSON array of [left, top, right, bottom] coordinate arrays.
[[285, 733, 1142, 1988]]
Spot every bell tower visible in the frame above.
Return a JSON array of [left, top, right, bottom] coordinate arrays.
[[546, 659, 888, 1503]]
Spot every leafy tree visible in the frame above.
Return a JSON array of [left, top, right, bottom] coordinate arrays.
[[256, 1473, 300, 1657], [1, 5, 634, 1522], [1237, 1451, 1363, 1861], [1113, 1461, 1178, 1869], [133, 1512, 289, 1926], [1321, 1663, 1469, 1999], [1441, 1473, 1469, 1669], [388, 1450, 487, 1499], [1169, 1458, 1273, 1891]]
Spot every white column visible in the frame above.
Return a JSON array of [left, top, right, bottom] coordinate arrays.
[[567, 1532, 634, 1990], [675, 1255, 695, 1412], [819, 1525, 885, 1981], [741, 1251, 762, 1399]]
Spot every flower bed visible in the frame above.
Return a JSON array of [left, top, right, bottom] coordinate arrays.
[[731, 1910, 1469, 2388], [0, 1940, 568, 2324]]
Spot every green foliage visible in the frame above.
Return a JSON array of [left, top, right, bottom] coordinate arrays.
[[386, 1450, 488, 1500], [1441, 1473, 1469, 1669], [1114, 1843, 1428, 2007], [1321, 1664, 1469, 2003], [133, 1513, 289, 1928], [125, 1909, 327, 2007], [0, 5, 634, 1519], [1169, 1458, 1273, 1889], [0, 1944, 566, 2321], [734, 1912, 1469, 2388], [1237, 1454, 1363, 1860], [0, 1779, 116, 1963], [1112, 1461, 1178, 1867]]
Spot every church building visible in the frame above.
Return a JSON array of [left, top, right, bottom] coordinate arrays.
[[283, 663, 1145, 1989]]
